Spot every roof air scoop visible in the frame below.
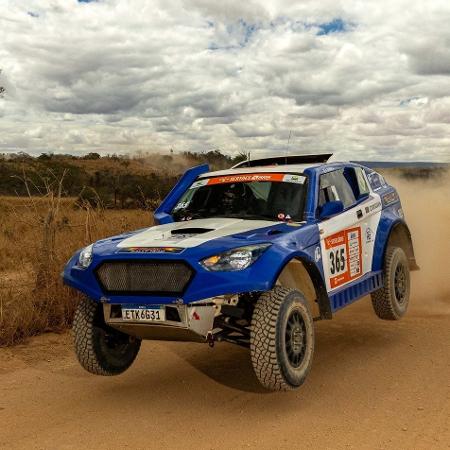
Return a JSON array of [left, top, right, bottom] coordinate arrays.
[[232, 154, 333, 168]]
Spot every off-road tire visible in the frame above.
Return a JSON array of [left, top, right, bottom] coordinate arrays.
[[250, 286, 314, 391], [371, 246, 410, 320], [73, 297, 141, 375]]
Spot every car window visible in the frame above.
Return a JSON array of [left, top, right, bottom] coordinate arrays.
[[172, 173, 308, 222], [318, 169, 357, 210], [355, 167, 370, 197], [366, 171, 386, 191], [247, 181, 272, 201], [343, 166, 370, 200]]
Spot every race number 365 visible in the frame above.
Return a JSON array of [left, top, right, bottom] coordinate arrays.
[[324, 227, 362, 289], [329, 247, 346, 275]]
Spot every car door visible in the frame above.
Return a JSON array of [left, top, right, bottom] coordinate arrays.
[[317, 167, 382, 293]]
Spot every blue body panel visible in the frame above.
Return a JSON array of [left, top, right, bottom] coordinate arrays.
[[63, 222, 322, 305], [366, 175, 406, 272], [153, 164, 209, 225], [330, 271, 383, 311], [62, 162, 412, 314]]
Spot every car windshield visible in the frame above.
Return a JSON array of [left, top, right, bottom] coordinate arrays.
[[171, 173, 307, 222]]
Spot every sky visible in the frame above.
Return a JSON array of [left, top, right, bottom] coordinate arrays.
[[1, 0, 450, 162]]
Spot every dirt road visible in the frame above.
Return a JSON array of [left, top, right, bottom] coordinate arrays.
[[1, 174, 449, 449], [1, 291, 449, 450]]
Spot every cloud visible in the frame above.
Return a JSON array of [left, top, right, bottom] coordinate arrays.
[[0, 0, 449, 161]]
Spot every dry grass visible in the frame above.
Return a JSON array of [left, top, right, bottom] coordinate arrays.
[[0, 195, 151, 346]]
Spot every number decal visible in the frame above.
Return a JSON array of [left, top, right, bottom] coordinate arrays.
[[339, 248, 345, 271], [329, 248, 346, 275], [324, 227, 362, 289]]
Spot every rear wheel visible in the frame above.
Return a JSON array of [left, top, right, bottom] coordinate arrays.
[[73, 297, 141, 375], [371, 246, 410, 320], [250, 286, 314, 391]]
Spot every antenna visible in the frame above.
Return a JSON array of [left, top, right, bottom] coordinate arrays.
[[286, 130, 292, 165]]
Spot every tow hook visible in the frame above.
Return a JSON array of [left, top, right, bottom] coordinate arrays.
[[206, 331, 215, 348]]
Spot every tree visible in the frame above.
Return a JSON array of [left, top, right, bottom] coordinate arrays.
[[83, 152, 101, 160]]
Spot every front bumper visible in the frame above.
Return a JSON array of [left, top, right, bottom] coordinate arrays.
[[103, 303, 217, 342], [62, 245, 289, 306]]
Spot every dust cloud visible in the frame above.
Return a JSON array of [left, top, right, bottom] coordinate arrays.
[[383, 171, 450, 312]]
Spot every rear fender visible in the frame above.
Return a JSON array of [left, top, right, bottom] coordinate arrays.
[[387, 221, 419, 270], [373, 217, 419, 271]]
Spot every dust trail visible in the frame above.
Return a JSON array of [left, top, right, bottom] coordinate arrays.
[[383, 171, 450, 313]]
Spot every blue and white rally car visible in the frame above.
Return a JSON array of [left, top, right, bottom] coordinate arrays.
[[64, 154, 418, 391]]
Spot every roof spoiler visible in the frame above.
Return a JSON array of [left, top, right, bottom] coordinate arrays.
[[232, 153, 333, 168]]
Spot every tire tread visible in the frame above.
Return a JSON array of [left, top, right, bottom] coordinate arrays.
[[371, 246, 409, 320], [72, 297, 139, 376], [250, 287, 298, 391]]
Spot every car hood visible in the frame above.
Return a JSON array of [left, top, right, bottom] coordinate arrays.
[[116, 218, 279, 249]]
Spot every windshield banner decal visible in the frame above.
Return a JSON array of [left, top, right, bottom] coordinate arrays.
[[194, 173, 306, 187]]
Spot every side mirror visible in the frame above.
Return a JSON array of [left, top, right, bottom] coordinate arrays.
[[319, 200, 344, 220]]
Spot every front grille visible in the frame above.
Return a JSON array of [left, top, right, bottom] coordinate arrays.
[[96, 260, 194, 295]]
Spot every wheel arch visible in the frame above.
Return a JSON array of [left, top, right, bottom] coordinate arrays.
[[379, 220, 419, 272], [273, 256, 332, 320]]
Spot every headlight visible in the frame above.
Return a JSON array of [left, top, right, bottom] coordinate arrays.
[[78, 244, 93, 269], [200, 244, 271, 271]]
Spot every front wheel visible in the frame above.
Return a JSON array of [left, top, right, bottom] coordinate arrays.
[[250, 286, 314, 391], [72, 297, 141, 375], [371, 246, 410, 320]]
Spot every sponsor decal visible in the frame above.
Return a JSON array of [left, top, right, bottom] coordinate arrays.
[[324, 227, 362, 289], [282, 174, 306, 184], [314, 246, 321, 262], [120, 247, 183, 253], [364, 201, 382, 214], [174, 200, 190, 210], [192, 173, 306, 187], [164, 232, 199, 240], [189, 179, 209, 189], [208, 173, 284, 185], [382, 191, 399, 206], [366, 227, 374, 243]]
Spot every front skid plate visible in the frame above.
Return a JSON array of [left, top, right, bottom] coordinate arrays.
[[103, 303, 216, 342]]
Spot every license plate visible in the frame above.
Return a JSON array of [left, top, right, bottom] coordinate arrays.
[[121, 307, 165, 322]]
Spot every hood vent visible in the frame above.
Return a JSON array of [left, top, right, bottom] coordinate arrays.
[[267, 229, 284, 236], [171, 228, 213, 235]]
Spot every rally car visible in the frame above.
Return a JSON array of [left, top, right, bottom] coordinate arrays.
[[63, 154, 418, 391]]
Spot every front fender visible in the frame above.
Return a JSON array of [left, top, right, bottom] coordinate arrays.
[[268, 250, 331, 319]]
